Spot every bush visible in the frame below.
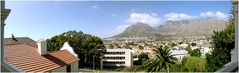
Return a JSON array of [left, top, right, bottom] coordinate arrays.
[[122, 66, 144, 72], [134, 53, 149, 65], [180, 57, 207, 72], [190, 48, 201, 57]]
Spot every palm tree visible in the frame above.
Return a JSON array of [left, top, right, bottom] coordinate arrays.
[[141, 45, 177, 72]]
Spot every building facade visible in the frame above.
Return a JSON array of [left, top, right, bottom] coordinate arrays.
[[102, 49, 133, 67], [170, 50, 188, 61]]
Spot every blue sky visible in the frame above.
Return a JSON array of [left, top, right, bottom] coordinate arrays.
[[5, 1, 232, 40]]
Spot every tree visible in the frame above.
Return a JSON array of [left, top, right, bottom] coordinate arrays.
[[206, 48, 230, 71], [122, 43, 131, 49], [190, 48, 201, 58], [170, 42, 177, 47], [164, 45, 170, 50], [191, 43, 197, 46], [141, 46, 177, 72], [139, 45, 144, 50], [185, 45, 192, 53], [167, 62, 183, 72], [206, 9, 235, 71], [46, 30, 106, 68], [109, 44, 114, 49], [134, 53, 149, 65], [178, 42, 183, 45], [180, 56, 207, 72], [114, 43, 121, 48], [144, 43, 149, 46]]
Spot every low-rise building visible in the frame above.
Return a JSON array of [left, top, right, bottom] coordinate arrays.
[[3, 37, 79, 72]]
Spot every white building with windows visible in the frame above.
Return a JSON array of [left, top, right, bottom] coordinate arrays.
[[170, 49, 189, 61], [102, 49, 133, 67]]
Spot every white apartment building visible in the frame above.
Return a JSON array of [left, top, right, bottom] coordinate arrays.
[[170, 49, 189, 61], [102, 49, 133, 67]]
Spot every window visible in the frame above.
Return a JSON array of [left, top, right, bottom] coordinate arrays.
[[104, 57, 125, 59], [105, 52, 125, 55], [103, 62, 125, 64]]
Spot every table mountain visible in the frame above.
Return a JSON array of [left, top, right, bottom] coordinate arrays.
[[110, 17, 226, 40], [156, 17, 226, 36]]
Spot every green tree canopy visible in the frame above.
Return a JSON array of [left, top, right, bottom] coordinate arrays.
[[191, 43, 197, 46], [190, 48, 201, 58], [139, 45, 144, 50], [170, 42, 177, 47], [185, 45, 192, 53], [206, 10, 235, 71], [141, 46, 177, 72], [108, 44, 114, 49], [134, 52, 149, 65], [180, 57, 207, 72], [46, 30, 106, 68]]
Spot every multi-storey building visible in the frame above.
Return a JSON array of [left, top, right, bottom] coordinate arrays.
[[102, 49, 133, 67]]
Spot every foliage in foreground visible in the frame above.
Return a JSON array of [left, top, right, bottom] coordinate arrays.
[[180, 57, 207, 72], [190, 48, 201, 57], [127, 56, 207, 72], [134, 52, 149, 65], [206, 13, 235, 71], [141, 46, 177, 72]]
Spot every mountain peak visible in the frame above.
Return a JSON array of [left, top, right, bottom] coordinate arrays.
[[112, 22, 156, 38], [134, 22, 146, 25], [111, 17, 226, 40], [156, 17, 226, 36]]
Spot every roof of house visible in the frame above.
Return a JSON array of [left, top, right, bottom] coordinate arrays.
[[4, 37, 37, 48], [43, 50, 79, 65], [4, 41, 79, 72], [4, 44, 61, 72]]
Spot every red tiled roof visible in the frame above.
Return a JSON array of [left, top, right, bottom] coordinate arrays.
[[43, 50, 79, 65], [4, 44, 61, 72], [4, 37, 37, 48]]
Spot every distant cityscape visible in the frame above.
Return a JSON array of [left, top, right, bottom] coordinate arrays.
[[1, 0, 238, 72]]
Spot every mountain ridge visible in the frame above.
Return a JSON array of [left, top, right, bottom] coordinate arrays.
[[110, 17, 226, 40]]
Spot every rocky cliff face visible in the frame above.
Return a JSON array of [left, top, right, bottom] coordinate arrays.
[[156, 17, 226, 36], [111, 17, 226, 40]]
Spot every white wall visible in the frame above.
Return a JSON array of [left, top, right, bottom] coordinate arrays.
[[103, 49, 133, 67], [51, 61, 78, 72], [170, 50, 188, 61], [37, 41, 47, 55], [125, 50, 133, 67], [60, 42, 78, 57], [52, 66, 66, 72], [70, 61, 79, 72]]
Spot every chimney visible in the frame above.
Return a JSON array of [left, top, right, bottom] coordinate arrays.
[[37, 40, 47, 55]]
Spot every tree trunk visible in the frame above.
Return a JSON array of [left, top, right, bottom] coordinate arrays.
[[167, 65, 169, 73]]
